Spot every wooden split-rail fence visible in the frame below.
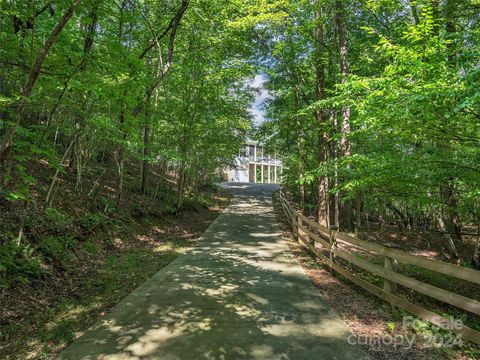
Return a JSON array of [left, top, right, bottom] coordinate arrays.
[[278, 189, 480, 344]]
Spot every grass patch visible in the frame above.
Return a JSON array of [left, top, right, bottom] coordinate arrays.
[[2, 237, 194, 360]]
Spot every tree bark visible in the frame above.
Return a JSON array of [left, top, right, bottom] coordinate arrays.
[[294, 84, 305, 206], [409, 0, 420, 25], [336, 0, 354, 231], [436, 212, 459, 259], [0, 0, 82, 165], [114, 103, 128, 209], [472, 225, 480, 269], [444, 0, 458, 63], [131, 0, 190, 118], [44, 136, 77, 209], [95, 1, 190, 207], [314, 2, 329, 228], [336, 0, 350, 159], [140, 117, 151, 194]]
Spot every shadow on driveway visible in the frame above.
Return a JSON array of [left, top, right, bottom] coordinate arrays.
[[58, 183, 369, 360]]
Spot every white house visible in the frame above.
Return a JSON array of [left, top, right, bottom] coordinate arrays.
[[226, 141, 282, 183]]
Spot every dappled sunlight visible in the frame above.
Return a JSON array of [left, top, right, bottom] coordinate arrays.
[[58, 184, 367, 360], [153, 242, 190, 255], [125, 326, 187, 357], [135, 234, 152, 242], [412, 250, 441, 258], [152, 226, 166, 234], [113, 237, 125, 247], [153, 242, 176, 253], [249, 344, 279, 359], [179, 232, 194, 239], [245, 293, 270, 305], [292, 299, 329, 312], [204, 284, 239, 297], [249, 232, 282, 238], [225, 303, 262, 318], [260, 316, 351, 339], [243, 258, 302, 275]]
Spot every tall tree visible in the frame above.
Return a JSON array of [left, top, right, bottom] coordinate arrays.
[[314, 1, 329, 228]]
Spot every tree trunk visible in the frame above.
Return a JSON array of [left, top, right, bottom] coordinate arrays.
[[430, 0, 441, 35], [91, 158, 110, 209], [336, 0, 350, 159], [409, 0, 420, 25], [444, 0, 457, 62], [177, 172, 186, 210], [330, 109, 340, 228], [440, 179, 462, 241], [387, 202, 409, 230], [114, 104, 128, 209], [140, 123, 150, 195], [314, 2, 329, 228], [140, 100, 151, 194], [294, 85, 305, 206], [0, 0, 81, 165], [44, 136, 76, 209], [436, 0, 461, 252], [72, 3, 100, 191], [115, 148, 124, 210], [355, 196, 362, 233], [131, 0, 190, 118], [336, 0, 354, 231], [436, 212, 459, 259], [472, 225, 480, 269]]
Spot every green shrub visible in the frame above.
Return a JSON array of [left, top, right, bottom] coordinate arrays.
[[38, 236, 77, 267], [45, 207, 69, 225], [0, 241, 42, 288], [163, 204, 177, 215], [181, 194, 213, 212], [97, 196, 117, 214], [44, 207, 71, 232], [82, 241, 98, 254], [77, 213, 104, 229], [180, 197, 198, 212], [198, 182, 219, 193], [155, 191, 178, 214]]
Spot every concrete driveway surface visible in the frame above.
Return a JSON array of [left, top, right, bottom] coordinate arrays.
[[58, 183, 369, 360]]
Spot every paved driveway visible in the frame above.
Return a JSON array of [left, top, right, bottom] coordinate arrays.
[[58, 183, 368, 360]]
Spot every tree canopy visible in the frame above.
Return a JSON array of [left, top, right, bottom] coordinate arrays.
[[247, 0, 480, 262], [1, 0, 479, 269], [1, 1, 480, 357]]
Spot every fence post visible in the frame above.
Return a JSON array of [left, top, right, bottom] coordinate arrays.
[[308, 216, 316, 246], [329, 225, 338, 275], [383, 256, 397, 309], [295, 210, 301, 242], [280, 190, 290, 229]]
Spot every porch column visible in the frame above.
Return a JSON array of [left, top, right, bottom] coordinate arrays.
[[253, 145, 257, 183]]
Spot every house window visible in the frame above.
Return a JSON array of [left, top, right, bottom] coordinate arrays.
[[249, 145, 255, 160], [257, 146, 263, 161]]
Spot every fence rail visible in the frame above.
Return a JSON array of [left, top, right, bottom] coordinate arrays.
[[278, 189, 480, 344]]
